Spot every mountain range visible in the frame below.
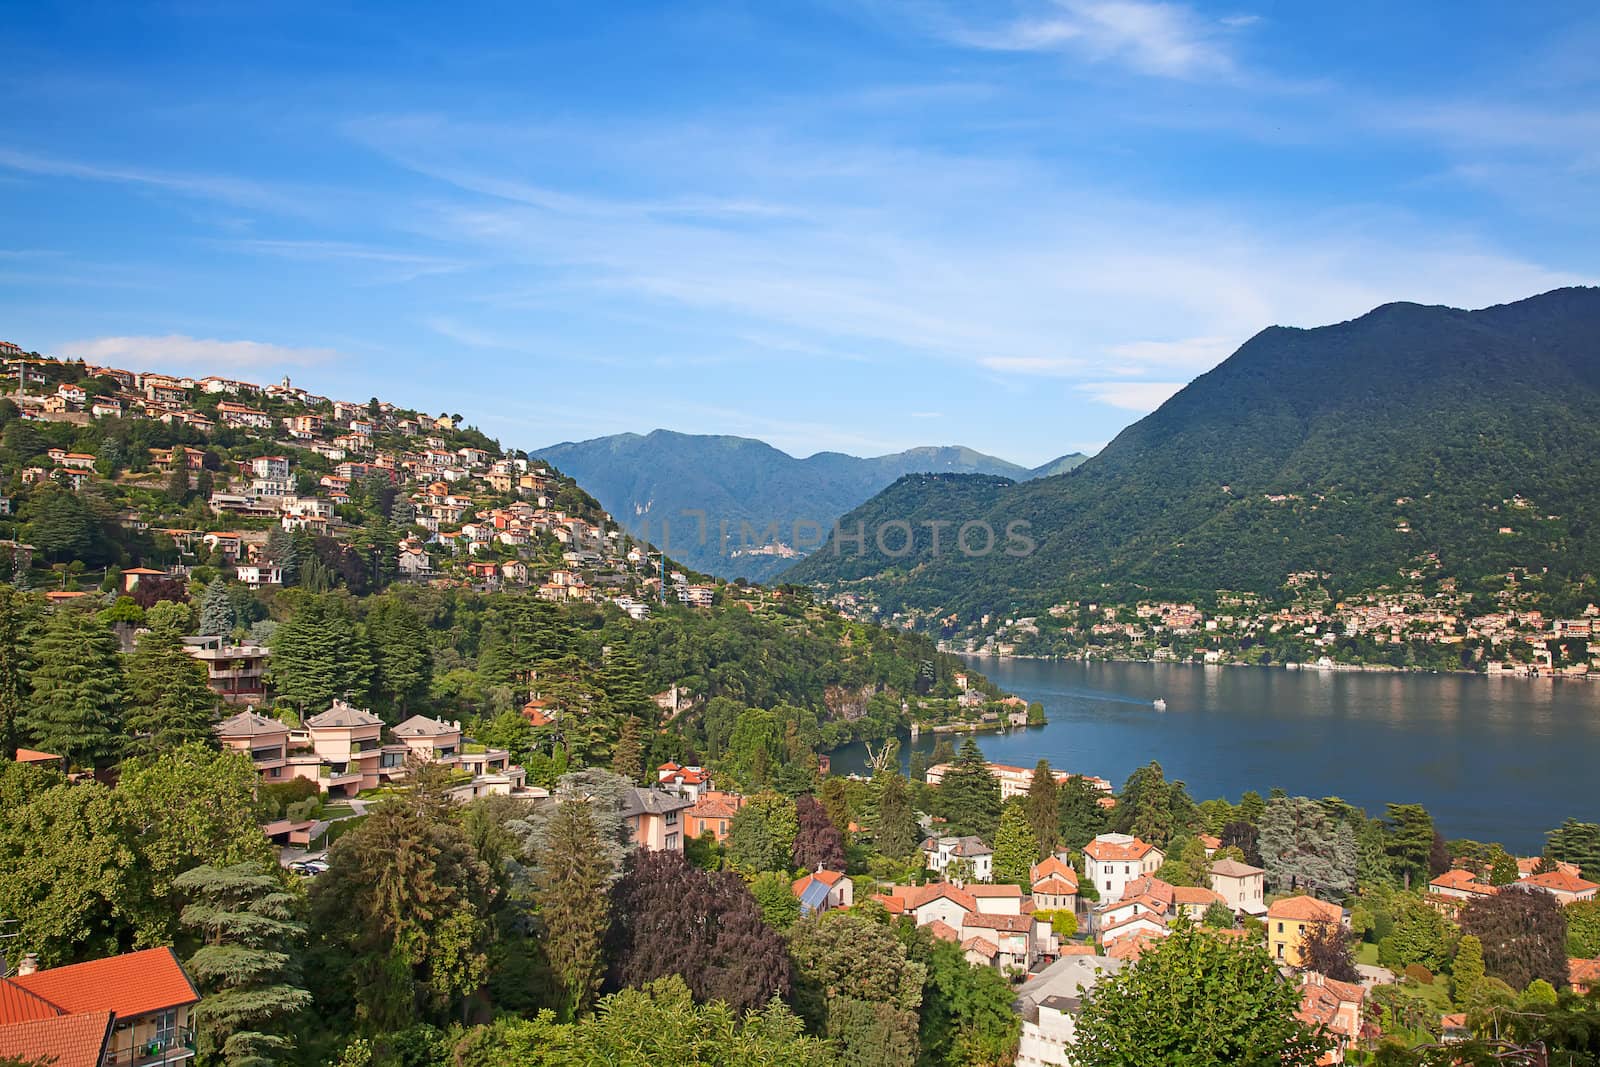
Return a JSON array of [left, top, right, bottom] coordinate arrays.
[[534, 430, 1084, 580], [784, 287, 1600, 623]]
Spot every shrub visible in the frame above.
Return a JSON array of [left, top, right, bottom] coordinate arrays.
[[1403, 963, 1434, 985]]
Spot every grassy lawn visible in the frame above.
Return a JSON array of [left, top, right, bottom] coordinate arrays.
[[322, 802, 356, 819], [1355, 942, 1380, 966]]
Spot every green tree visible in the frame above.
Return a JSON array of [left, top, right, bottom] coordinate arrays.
[[1258, 796, 1355, 898], [366, 596, 432, 720], [789, 910, 925, 1067], [934, 739, 1000, 839], [1487, 845, 1520, 887], [0, 586, 38, 759], [199, 577, 236, 637], [992, 804, 1038, 887], [751, 870, 803, 931], [533, 798, 611, 1019], [1025, 759, 1060, 860], [729, 792, 800, 874], [1565, 899, 1600, 959], [1378, 895, 1455, 974], [125, 616, 219, 757], [310, 793, 494, 1028], [915, 937, 1020, 1067], [1453, 933, 1485, 1005], [874, 767, 920, 862], [22, 605, 125, 770], [269, 595, 374, 711], [1203, 901, 1237, 929], [175, 862, 312, 1065], [1073, 922, 1329, 1067], [1058, 774, 1110, 851], [1385, 803, 1436, 890], [610, 716, 645, 783]]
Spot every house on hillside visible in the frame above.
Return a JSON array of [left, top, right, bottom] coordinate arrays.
[[1267, 895, 1345, 967], [1082, 833, 1164, 903], [619, 787, 694, 852], [1013, 953, 1129, 1067], [921, 835, 995, 883], [793, 869, 853, 915], [685, 791, 744, 843], [1210, 858, 1268, 917], [1297, 971, 1368, 1065]]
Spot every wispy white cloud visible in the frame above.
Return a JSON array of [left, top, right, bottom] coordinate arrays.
[[1077, 380, 1184, 411], [56, 334, 335, 372], [232, 239, 467, 283], [0, 147, 299, 214], [932, 0, 1249, 80]]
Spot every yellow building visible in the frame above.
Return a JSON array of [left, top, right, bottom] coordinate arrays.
[[1267, 894, 1344, 966]]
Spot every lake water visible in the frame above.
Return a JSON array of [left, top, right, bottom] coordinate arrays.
[[828, 659, 1600, 853]]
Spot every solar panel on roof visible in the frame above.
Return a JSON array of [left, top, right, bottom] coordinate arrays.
[[799, 878, 832, 915]]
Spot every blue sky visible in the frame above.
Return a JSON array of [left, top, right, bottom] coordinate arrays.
[[1, 1, 1596, 466]]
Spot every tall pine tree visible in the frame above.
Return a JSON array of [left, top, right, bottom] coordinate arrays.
[[533, 799, 612, 1020], [1025, 759, 1060, 860], [0, 586, 38, 759], [175, 862, 312, 1064], [365, 596, 431, 721], [126, 617, 219, 757], [934, 738, 1000, 839], [874, 767, 919, 862], [993, 803, 1039, 887], [199, 578, 236, 637], [23, 606, 125, 770], [268, 596, 374, 712]]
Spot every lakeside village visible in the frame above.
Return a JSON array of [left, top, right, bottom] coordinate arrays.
[[838, 582, 1600, 678], [5, 336, 1600, 1065]]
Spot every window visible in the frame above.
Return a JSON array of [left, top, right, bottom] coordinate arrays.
[[1277, 922, 1284, 933], [1276, 943, 1284, 959], [666, 811, 679, 826], [665, 833, 679, 850], [151, 1007, 177, 1048]]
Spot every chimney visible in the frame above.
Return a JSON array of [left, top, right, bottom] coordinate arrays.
[[16, 952, 39, 976]]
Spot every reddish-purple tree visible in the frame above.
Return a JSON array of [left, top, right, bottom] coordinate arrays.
[[793, 795, 846, 873], [1460, 884, 1569, 992], [605, 849, 789, 1012], [1298, 920, 1361, 984]]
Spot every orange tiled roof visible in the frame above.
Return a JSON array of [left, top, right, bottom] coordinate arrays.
[[963, 912, 1034, 934], [1569, 957, 1600, 987], [1526, 870, 1599, 894], [926, 919, 961, 942], [968, 884, 1023, 898], [10, 947, 198, 1018], [1267, 895, 1343, 923], [1033, 876, 1079, 896], [0, 1011, 113, 1067], [1084, 836, 1155, 862], [961, 936, 999, 959], [1106, 930, 1166, 960], [0, 979, 63, 1025], [1430, 869, 1494, 893], [1031, 857, 1079, 886]]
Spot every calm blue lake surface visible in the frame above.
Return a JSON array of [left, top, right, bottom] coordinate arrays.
[[829, 659, 1600, 853]]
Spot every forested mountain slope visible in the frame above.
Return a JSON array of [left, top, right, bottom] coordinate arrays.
[[785, 288, 1600, 621]]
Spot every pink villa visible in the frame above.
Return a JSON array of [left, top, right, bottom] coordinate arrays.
[[218, 703, 527, 800], [183, 636, 270, 704], [619, 787, 695, 852]]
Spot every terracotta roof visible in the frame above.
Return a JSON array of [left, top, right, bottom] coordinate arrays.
[[961, 936, 999, 959], [1033, 877, 1079, 896], [1084, 834, 1156, 862], [1200, 834, 1222, 849], [1430, 869, 1495, 893], [9, 947, 198, 1018], [1106, 930, 1166, 960], [1526, 870, 1599, 894], [1267, 895, 1343, 923], [0, 1011, 113, 1067], [1569, 957, 1600, 987], [968, 884, 1023, 898], [1031, 857, 1079, 886], [687, 794, 742, 821], [900, 883, 978, 914], [962, 912, 1034, 934], [1298, 973, 1365, 1034], [0, 979, 64, 1024], [1210, 858, 1265, 878], [926, 919, 962, 942], [1173, 885, 1225, 906], [13, 749, 61, 765]]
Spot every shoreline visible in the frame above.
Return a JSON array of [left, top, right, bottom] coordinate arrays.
[[956, 651, 1591, 681]]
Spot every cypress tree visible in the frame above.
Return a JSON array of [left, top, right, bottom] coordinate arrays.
[[874, 767, 919, 861], [1453, 933, 1485, 1004], [23, 606, 125, 770], [0, 586, 37, 760], [610, 716, 645, 783], [993, 803, 1039, 887], [1025, 758, 1060, 859], [534, 799, 611, 1020], [175, 862, 312, 1063]]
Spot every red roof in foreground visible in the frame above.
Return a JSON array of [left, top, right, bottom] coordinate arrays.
[[9, 947, 198, 1019], [0, 979, 63, 1025], [0, 1011, 113, 1067]]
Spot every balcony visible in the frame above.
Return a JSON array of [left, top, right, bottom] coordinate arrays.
[[107, 1027, 196, 1066]]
